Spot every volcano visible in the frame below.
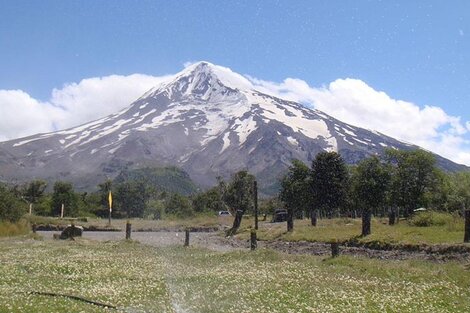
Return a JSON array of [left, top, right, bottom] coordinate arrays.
[[0, 62, 465, 193]]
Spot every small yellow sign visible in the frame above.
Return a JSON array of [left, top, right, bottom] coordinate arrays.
[[108, 191, 113, 212]]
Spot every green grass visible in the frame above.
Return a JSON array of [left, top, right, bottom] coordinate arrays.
[[0, 220, 30, 237], [1, 237, 469, 312], [0, 238, 173, 312], [238, 217, 467, 246]]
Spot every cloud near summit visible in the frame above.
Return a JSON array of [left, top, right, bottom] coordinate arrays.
[[0, 66, 469, 166], [250, 76, 470, 166]]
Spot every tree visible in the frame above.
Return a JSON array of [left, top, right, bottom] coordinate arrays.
[[114, 180, 151, 218], [51, 181, 78, 217], [92, 179, 113, 217], [165, 193, 193, 218], [310, 152, 348, 225], [351, 156, 391, 236], [192, 186, 226, 213], [386, 149, 438, 217], [223, 171, 255, 234], [279, 159, 310, 232], [447, 172, 470, 211], [23, 180, 47, 213], [0, 184, 26, 222]]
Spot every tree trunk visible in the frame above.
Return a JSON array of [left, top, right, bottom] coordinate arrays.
[[250, 229, 257, 250], [331, 242, 340, 257], [125, 222, 131, 240], [362, 209, 371, 236], [227, 209, 244, 236], [287, 207, 294, 232], [310, 210, 317, 226], [388, 207, 396, 225], [464, 210, 470, 243], [253, 180, 258, 230]]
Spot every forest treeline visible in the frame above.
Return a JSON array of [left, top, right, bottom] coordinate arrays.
[[1, 149, 469, 230]]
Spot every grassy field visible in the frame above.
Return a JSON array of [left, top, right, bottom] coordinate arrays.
[[237, 216, 467, 246], [1, 236, 469, 312], [21, 212, 469, 246]]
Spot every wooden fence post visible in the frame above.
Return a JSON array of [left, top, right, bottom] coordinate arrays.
[[125, 221, 131, 240], [250, 229, 257, 251], [464, 210, 470, 243], [331, 241, 340, 257], [184, 228, 190, 247], [310, 210, 317, 226]]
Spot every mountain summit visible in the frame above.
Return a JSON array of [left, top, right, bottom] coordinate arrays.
[[0, 62, 465, 193]]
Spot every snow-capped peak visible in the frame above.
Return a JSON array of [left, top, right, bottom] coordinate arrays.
[[140, 61, 254, 100], [180, 61, 254, 90]]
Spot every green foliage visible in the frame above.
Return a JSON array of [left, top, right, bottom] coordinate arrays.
[[446, 171, 470, 210], [144, 199, 165, 219], [114, 166, 198, 196], [310, 152, 349, 216], [0, 184, 26, 222], [77, 192, 101, 217], [98, 179, 113, 210], [192, 186, 226, 213], [23, 180, 47, 204], [259, 197, 283, 215], [351, 156, 391, 211], [222, 171, 255, 214], [408, 211, 457, 227], [279, 159, 311, 215], [33, 195, 53, 216], [0, 220, 30, 237], [114, 180, 151, 218], [51, 181, 78, 217], [386, 149, 438, 216], [165, 193, 193, 218]]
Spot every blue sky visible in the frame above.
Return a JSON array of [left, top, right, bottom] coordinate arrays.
[[1, 1, 469, 164]]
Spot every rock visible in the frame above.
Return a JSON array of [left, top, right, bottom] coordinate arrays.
[[59, 225, 84, 239]]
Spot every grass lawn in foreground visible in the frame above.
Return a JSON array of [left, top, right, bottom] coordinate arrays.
[[1, 236, 469, 312]]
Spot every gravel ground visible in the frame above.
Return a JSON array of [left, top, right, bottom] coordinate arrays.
[[38, 231, 470, 262]]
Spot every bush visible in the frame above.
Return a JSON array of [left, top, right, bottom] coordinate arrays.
[[0, 220, 30, 237], [0, 184, 26, 222], [165, 193, 194, 218], [408, 211, 455, 227]]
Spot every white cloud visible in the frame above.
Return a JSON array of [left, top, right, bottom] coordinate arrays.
[[249, 77, 470, 166], [0, 73, 170, 142], [0, 90, 61, 140]]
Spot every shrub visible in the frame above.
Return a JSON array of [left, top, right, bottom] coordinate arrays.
[[408, 211, 455, 227], [0, 220, 30, 237], [0, 184, 26, 222]]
